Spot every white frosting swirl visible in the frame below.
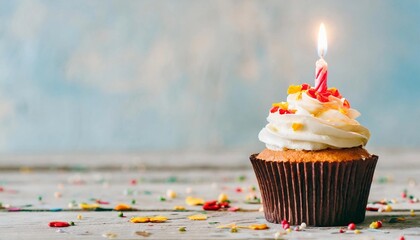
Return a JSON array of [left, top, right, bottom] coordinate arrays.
[[259, 91, 370, 150]]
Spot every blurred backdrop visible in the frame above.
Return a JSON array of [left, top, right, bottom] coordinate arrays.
[[0, 0, 418, 154]]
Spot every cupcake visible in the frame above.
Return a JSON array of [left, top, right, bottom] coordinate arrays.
[[250, 83, 378, 226]]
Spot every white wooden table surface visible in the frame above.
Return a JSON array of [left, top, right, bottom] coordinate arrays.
[[0, 149, 419, 240]]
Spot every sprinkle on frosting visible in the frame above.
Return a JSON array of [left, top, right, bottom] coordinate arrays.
[[259, 83, 370, 151]]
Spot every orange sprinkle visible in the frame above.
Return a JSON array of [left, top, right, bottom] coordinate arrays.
[[114, 203, 131, 211], [292, 123, 303, 131]]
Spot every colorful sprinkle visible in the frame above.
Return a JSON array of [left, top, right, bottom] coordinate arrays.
[[249, 224, 269, 230], [292, 122, 304, 131], [369, 221, 382, 229], [287, 85, 302, 94], [130, 216, 168, 223], [178, 226, 186, 232], [348, 223, 356, 230], [218, 193, 229, 203], [79, 203, 99, 210], [185, 196, 204, 206], [114, 203, 131, 211], [384, 205, 392, 212], [173, 205, 186, 211], [166, 189, 177, 199], [48, 221, 70, 227], [188, 214, 207, 220]]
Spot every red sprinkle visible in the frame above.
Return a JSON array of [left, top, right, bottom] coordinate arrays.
[[343, 99, 350, 108], [95, 199, 110, 205], [339, 228, 346, 233], [402, 192, 407, 198], [329, 88, 342, 98], [270, 106, 279, 113], [377, 221, 383, 228], [348, 223, 356, 230], [366, 207, 379, 211], [203, 200, 221, 211], [49, 221, 70, 227], [228, 207, 239, 212], [219, 202, 230, 208], [301, 83, 310, 90], [282, 223, 290, 230], [307, 88, 317, 99], [399, 236, 405, 240], [130, 179, 137, 185], [235, 187, 243, 193], [281, 219, 289, 226], [316, 92, 330, 102]]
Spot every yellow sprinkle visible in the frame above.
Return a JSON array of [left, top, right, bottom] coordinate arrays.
[[79, 203, 99, 210], [338, 108, 347, 115], [77, 214, 83, 220], [218, 193, 229, 203], [272, 102, 289, 109], [114, 203, 131, 211], [249, 224, 269, 230], [292, 123, 304, 131], [230, 227, 238, 233], [173, 205, 186, 211], [188, 214, 207, 220], [149, 216, 168, 223], [287, 85, 302, 94], [166, 189, 177, 199], [410, 209, 415, 217], [384, 205, 392, 212], [369, 222, 379, 229], [354, 229, 361, 234], [130, 217, 150, 223], [19, 167, 33, 174], [286, 228, 292, 233], [185, 196, 204, 206]]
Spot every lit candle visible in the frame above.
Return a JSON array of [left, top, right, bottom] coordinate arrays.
[[315, 23, 328, 93]]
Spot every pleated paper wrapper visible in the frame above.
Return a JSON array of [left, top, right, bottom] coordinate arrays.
[[250, 154, 378, 226]]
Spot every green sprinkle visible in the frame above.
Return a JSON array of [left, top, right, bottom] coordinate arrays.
[[178, 226, 186, 232], [208, 222, 219, 225], [118, 212, 124, 217], [38, 196, 43, 201], [144, 191, 152, 195], [167, 176, 177, 183], [69, 221, 75, 226], [237, 175, 246, 182], [131, 199, 136, 204], [409, 195, 414, 200], [159, 196, 166, 202]]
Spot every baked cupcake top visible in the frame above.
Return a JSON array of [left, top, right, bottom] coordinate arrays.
[[258, 84, 370, 151]]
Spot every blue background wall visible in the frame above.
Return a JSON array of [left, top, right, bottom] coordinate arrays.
[[0, 0, 418, 153]]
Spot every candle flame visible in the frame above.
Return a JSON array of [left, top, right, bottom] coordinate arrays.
[[318, 23, 328, 58]]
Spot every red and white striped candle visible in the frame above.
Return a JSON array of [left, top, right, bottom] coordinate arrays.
[[315, 23, 328, 93]]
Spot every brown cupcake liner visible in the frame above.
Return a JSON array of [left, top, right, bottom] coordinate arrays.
[[250, 154, 378, 226]]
